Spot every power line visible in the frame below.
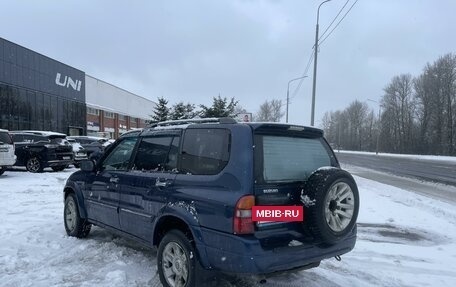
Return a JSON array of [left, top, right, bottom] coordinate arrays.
[[290, 50, 315, 99], [319, 0, 350, 41], [319, 0, 359, 46], [288, 0, 357, 103]]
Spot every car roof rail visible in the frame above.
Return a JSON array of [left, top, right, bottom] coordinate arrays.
[[148, 117, 237, 128]]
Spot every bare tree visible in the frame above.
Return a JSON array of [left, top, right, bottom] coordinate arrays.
[[255, 99, 284, 122], [322, 52, 456, 156], [270, 99, 285, 122], [381, 74, 415, 153], [345, 100, 369, 150], [414, 54, 456, 155]]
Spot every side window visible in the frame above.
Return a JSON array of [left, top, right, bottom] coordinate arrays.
[[101, 137, 138, 171], [12, 134, 23, 142], [132, 136, 177, 172], [180, 129, 230, 175]]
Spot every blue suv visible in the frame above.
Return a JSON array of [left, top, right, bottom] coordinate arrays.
[[63, 118, 359, 287]]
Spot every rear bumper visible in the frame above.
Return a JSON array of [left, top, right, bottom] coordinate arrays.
[[44, 152, 74, 167], [196, 226, 356, 274], [46, 159, 74, 167], [74, 152, 88, 162]]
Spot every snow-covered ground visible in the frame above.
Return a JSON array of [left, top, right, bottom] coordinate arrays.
[[338, 150, 456, 163], [1, 168, 456, 287]]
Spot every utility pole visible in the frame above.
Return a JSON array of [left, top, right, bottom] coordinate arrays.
[[286, 76, 308, 123], [311, 0, 331, 126]]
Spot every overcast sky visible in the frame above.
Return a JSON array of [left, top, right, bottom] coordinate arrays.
[[1, 0, 455, 126]]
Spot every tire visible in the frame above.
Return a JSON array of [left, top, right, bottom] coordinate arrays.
[[64, 193, 91, 238], [52, 165, 66, 172], [0, 167, 5, 176], [303, 168, 359, 245], [26, 157, 43, 173], [158, 230, 198, 287]]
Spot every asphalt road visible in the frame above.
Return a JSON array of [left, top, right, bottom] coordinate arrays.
[[336, 152, 456, 186], [336, 152, 456, 204]]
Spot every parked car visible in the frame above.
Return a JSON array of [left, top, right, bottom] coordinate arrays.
[[67, 138, 88, 168], [63, 118, 359, 287], [0, 129, 16, 176], [11, 131, 74, 173], [67, 136, 108, 158]]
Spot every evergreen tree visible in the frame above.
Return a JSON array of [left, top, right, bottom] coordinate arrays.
[[199, 96, 238, 118], [151, 97, 170, 122], [169, 102, 196, 120]]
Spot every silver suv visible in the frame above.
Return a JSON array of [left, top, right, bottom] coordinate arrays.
[[0, 129, 16, 176]]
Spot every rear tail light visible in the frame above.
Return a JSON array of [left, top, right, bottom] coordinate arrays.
[[233, 195, 255, 234]]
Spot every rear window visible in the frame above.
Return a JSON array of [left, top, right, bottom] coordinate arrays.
[[255, 135, 332, 183], [0, 132, 13, 144], [180, 128, 230, 175]]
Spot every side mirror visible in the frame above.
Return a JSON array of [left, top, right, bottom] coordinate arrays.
[[80, 160, 95, 172]]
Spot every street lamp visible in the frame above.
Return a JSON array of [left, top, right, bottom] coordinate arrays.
[[286, 76, 308, 123], [368, 99, 381, 155], [311, 0, 332, 126]]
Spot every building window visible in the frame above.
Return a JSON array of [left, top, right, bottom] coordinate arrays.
[[118, 114, 126, 121], [130, 117, 136, 123], [104, 111, 115, 119], [87, 107, 99, 116]]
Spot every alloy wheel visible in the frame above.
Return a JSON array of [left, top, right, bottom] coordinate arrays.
[[27, 158, 41, 173], [324, 182, 355, 232], [162, 241, 189, 287], [65, 199, 77, 232]]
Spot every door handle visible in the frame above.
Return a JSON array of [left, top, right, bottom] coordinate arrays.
[[110, 177, 119, 183], [155, 178, 171, 187]]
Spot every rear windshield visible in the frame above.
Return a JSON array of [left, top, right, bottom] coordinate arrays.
[[0, 132, 13, 144], [255, 135, 333, 183]]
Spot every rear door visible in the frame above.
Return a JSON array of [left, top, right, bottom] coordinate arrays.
[[118, 131, 180, 240], [253, 125, 338, 229]]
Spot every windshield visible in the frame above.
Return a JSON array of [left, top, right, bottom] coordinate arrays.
[[256, 135, 332, 183]]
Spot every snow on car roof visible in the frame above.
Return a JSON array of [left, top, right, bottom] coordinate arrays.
[[10, 130, 67, 137]]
